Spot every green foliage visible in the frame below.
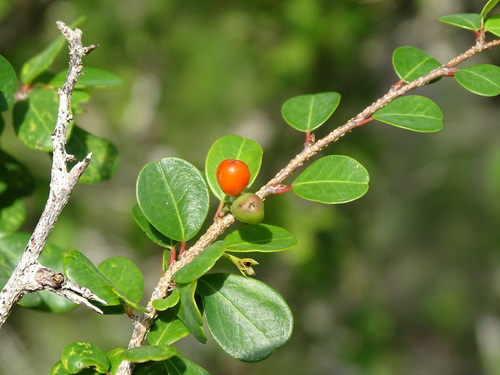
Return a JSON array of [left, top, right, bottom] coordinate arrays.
[[174, 242, 225, 284], [392, 46, 441, 83], [60, 341, 110, 374], [0, 55, 17, 113], [455, 64, 500, 96], [120, 345, 178, 363], [438, 14, 482, 30], [373, 95, 443, 132], [222, 224, 297, 253], [136, 157, 209, 242], [281, 92, 341, 132]]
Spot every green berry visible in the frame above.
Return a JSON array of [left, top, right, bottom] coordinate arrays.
[[231, 193, 264, 224]]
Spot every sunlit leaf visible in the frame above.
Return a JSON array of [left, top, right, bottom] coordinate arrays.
[[455, 64, 500, 96], [132, 204, 176, 249], [292, 155, 369, 204], [137, 158, 209, 242], [174, 241, 225, 284], [392, 46, 441, 82], [97, 257, 144, 305], [373, 95, 443, 132], [223, 224, 297, 252], [60, 341, 110, 374], [281, 92, 341, 132], [148, 306, 191, 345], [438, 13, 481, 30], [481, 0, 500, 18], [198, 273, 293, 362], [205, 135, 263, 201], [152, 288, 180, 311]]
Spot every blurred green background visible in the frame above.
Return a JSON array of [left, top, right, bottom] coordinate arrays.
[[2, 0, 500, 374]]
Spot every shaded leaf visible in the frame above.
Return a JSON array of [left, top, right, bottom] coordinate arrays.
[[120, 345, 178, 363], [175, 241, 225, 284], [61, 341, 110, 374], [392, 46, 441, 82], [49, 67, 124, 89], [134, 355, 210, 375], [455, 64, 500, 96], [292, 155, 369, 204], [0, 199, 26, 233], [148, 305, 191, 345], [0, 55, 18, 112], [106, 348, 125, 375], [198, 273, 293, 362], [97, 257, 144, 306], [66, 125, 120, 183], [438, 13, 481, 30], [136, 157, 209, 242], [177, 280, 206, 343], [132, 204, 176, 249], [205, 135, 263, 200], [373, 95, 443, 132], [223, 224, 297, 252], [281, 92, 341, 132], [13, 88, 60, 151]]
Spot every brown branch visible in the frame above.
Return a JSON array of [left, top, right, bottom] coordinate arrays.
[[0, 22, 103, 329], [116, 36, 500, 374]]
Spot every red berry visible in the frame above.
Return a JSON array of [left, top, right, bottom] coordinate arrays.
[[216, 159, 250, 196]]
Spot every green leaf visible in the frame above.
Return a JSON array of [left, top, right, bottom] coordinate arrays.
[[106, 348, 125, 375], [455, 64, 500, 96], [174, 241, 225, 284], [438, 13, 481, 30], [177, 280, 206, 343], [134, 356, 210, 375], [120, 345, 178, 363], [372, 95, 443, 132], [223, 224, 297, 253], [481, 0, 500, 18], [48, 67, 124, 89], [66, 125, 120, 183], [63, 249, 121, 307], [292, 155, 369, 204], [392, 46, 441, 82], [281, 92, 341, 132], [198, 273, 293, 362], [0, 199, 26, 233], [71, 90, 91, 115], [485, 15, 500, 36], [136, 157, 209, 242], [205, 135, 263, 200], [152, 288, 180, 311], [49, 361, 71, 375], [13, 88, 60, 151], [97, 257, 144, 305], [0, 55, 18, 112], [20, 16, 85, 84], [148, 306, 191, 345], [61, 341, 110, 374], [132, 204, 176, 249], [0, 232, 76, 312]]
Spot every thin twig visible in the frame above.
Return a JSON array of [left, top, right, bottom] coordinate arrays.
[[116, 37, 500, 374], [0, 22, 101, 328]]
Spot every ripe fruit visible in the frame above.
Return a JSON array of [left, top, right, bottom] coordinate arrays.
[[231, 193, 264, 224], [216, 159, 250, 196]]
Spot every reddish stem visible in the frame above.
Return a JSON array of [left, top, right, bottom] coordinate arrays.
[[178, 241, 186, 256], [168, 247, 177, 266]]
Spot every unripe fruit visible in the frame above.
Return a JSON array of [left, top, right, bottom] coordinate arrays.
[[231, 193, 264, 224], [216, 159, 251, 196]]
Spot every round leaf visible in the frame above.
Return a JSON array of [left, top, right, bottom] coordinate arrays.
[[13, 88, 60, 151], [281, 92, 341, 132], [0, 55, 18, 112], [438, 14, 481, 30], [205, 135, 263, 200], [120, 345, 178, 363], [132, 204, 176, 248], [198, 273, 293, 362], [455, 64, 500, 96], [292, 155, 369, 204], [372, 95, 443, 132], [136, 157, 209, 242], [485, 15, 500, 37], [174, 241, 225, 284], [66, 125, 119, 184], [223, 224, 297, 252], [61, 342, 110, 374], [392, 46, 441, 83]]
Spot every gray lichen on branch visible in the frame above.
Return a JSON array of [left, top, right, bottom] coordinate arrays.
[[0, 22, 103, 329]]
